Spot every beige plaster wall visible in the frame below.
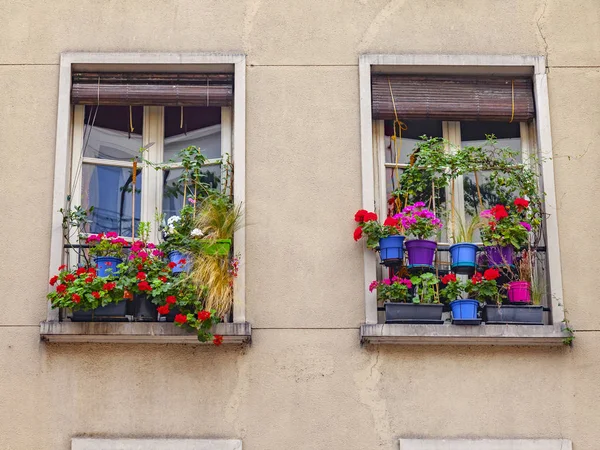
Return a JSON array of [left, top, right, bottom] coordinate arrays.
[[0, 0, 599, 449]]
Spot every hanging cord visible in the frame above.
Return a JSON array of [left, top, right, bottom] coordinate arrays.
[[131, 159, 137, 239], [129, 105, 135, 133], [387, 78, 408, 213], [180, 106, 184, 128], [509, 80, 515, 123]]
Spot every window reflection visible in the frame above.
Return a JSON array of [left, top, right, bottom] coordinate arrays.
[[83, 106, 143, 160]]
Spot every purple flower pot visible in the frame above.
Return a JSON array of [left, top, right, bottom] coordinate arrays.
[[485, 245, 514, 267], [405, 239, 437, 267]]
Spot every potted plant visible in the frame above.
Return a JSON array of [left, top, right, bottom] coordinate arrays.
[[507, 251, 533, 304], [393, 203, 442, 267], [354, 209, 405, 264], [194, 192, 243, 257], [439, 273, 479, 322], [161, 201, 203, 273], [371, 273, 443, 323], [48, 265, 127, 321], [479, 199, 531, 267], [449, 215, 481, 273], [85, 232, 128, 276]]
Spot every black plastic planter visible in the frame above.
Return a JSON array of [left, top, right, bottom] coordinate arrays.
[[129, 295, 159, 322], [161, 307, 181, 322], [384, 302, 444, 324], [482, 304, 543, 325], [71, 300, 128, 322]]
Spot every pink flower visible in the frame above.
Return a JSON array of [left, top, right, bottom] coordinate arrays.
[[106, 231, 118, 238], [383, 278, 392, 286], [368, 280, 379, 292], [188, 197, 196, 205], [152, 249, 164, 257], [520, 221, 531, 231], [480, 209, 493, 218]]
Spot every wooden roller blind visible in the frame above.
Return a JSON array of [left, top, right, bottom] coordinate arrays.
[[372, 75, 535, 122], [71, 72, 233, 107]]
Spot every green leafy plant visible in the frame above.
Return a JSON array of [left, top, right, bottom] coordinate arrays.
[[368, 276, 412, 303], [394, 202, 443, 240], [452, 214, 482, 243], [85, 232, 128, 258], [194, 192, 243, 242], [465, 268, 503, 304], [410, 272, 440, 304], [479, 201, 532, 249], [439, 273, 466, 303]]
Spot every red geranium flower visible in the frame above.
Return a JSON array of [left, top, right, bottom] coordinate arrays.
[[178, 259, 187, 265], [174, 314, 187, 324], [168, 262, 177, 269], [136, 272, 147, 281], [85, 276, 94, 284], [441, 273, 457, 284], [514, 198, 529, 211], [198, 310, 212, 321], [491, 205, 508, 221], [353, 226, 363, 242], [213, 335, 224, 346], [137, 281, 152, 291], [72, 293, 81, 303], [137, 264, 144, 271], [58, 264, 67, 271], [157, 305, 170, 315], [363, 212, 378, 222], [123, 290, 133, 299], [103, 282, 116, 291], [49, 276, 59, 286], [88, 267, 96, 275], [64, 274, 76, 283], [483, 268, 501, 281], [91, 291, 100, 299], [166, 295, 176, 305], [158, 276, 168, 283], [471, 272, 483, 284], [56, 284, 66, 293], [76, 267, 86, 276], [383, 217, 398, 227], [354, 209, 368, 223]]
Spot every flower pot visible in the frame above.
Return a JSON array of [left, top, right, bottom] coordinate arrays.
[[93, 256, 122, 277], [384, 302, 443, 324], [168, 251, 192, 274], [485, 245, 514, 267], [71, 300, 128, 322], [378, 235, 405, 264], [129, 295, 158, 322], [450, 299, 479, 320], [200, 239, 232, 256], [449, 243, 478, 273], [507, 281, 531, 304], [405, 239, 437, 267], [482, 304, 543, 325]]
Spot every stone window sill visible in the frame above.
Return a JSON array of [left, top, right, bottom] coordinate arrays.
[[40, 321, 251, 345], [398, 438, 572, 449], [72, 438, 242, 449], [361, 323, 570, 346]]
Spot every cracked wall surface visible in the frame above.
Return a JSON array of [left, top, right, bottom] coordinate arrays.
[[0, 0, 599, 448]]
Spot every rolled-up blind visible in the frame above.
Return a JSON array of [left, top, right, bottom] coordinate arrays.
[[372, 75, 535, 122], [71, 72, 233, 106]]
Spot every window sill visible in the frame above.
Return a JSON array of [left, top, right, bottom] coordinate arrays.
[[361, 323, 570, 346], [40, 321, 251, 345]]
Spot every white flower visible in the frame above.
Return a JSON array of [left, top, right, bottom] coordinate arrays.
[[190, 228, 204, 237], [167, 225, 176, 235], [167, 215, 181, 225]]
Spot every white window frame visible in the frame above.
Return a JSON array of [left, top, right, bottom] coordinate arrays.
[[47, 52, 246, 325], [359, 54, 564, 327], [398, 439, 571, 450], [71, 438, 242, 450]]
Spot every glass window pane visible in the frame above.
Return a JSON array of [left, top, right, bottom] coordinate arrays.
[[83, 106, 143, 160], [162, 165, 221, 219], [82, 164, 142, 237], [384, 119, 443, 164], [461, 121, 522, 241], [164, 106, 222, 162]]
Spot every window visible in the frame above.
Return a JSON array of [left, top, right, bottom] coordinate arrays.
[[398, 439, 571, 450], [42, 53, 249, 343], [359, 55, 568, 345], [71, 438, 242, 450]]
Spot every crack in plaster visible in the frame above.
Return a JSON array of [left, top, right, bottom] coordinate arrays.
[[536, 0, 550, 70], [358, 0, 407, 52], [354, 348, 391, 448]]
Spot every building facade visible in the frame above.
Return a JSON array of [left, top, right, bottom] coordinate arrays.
[[0, 0, 598, 449]]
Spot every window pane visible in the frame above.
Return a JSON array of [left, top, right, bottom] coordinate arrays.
[[461, 121, 522, 241], [163, 106, 222, 162], [384, 120, 443, 165], [82, 164, 142, 237], [83, 106, 143, 160], [162, 165, 221, 219]]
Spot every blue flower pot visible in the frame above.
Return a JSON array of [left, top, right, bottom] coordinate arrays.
[[168, 251, 192, 274], [449, 243, 478, 271], [450, 299, 480, 320], [378, 236, 405, 263], [94, 256, 122, 277]]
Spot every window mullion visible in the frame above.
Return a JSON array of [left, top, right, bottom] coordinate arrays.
[[221, 107, 232, 196], [142, 106, 164, 244], [444, 121, 465, 242]]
